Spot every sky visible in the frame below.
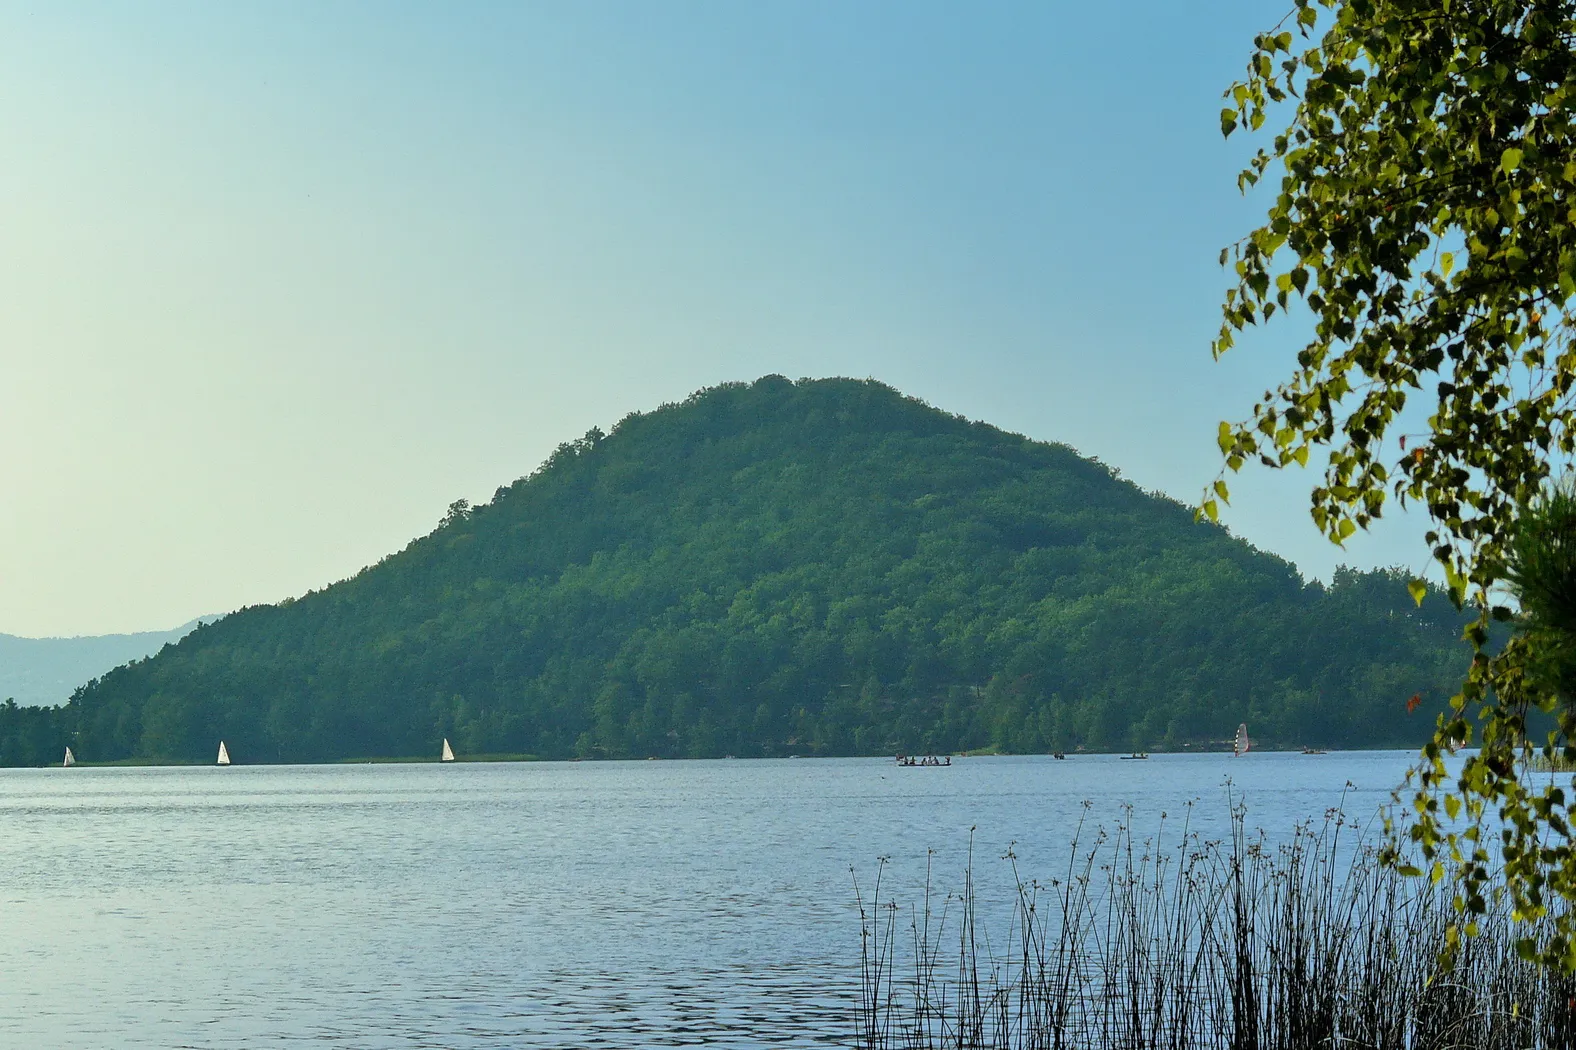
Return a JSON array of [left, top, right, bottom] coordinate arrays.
[[0, 1, 1436, 638]]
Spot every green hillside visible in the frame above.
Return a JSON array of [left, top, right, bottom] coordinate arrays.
[[21, 377, 1469, 765]]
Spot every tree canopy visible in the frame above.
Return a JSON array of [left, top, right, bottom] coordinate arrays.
[[1218, 0, 1576, 965], [13, 378, 1469, 767]]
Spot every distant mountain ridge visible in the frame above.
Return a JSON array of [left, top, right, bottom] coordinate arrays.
[[6, 377, 1471, 765], [0, 619, 211, 706]]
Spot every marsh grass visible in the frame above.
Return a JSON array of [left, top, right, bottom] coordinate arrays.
[[1524, 751, 1576, 774], [853, 798, 1576, 1049]]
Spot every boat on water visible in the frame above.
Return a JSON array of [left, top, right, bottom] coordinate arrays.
[[63, 747, 75, 768], [217, 741, 230, 766], [896, 754, 951, 767], [441, 738, 455, 762], [1233, 723, 1251, 757], [1120, 753, 1149, 760], [1300, 746, 1327, 755], [1052, 752, 1066, 760]]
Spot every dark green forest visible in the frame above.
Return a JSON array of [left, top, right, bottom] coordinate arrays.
[[5, 377, 1474, 765]]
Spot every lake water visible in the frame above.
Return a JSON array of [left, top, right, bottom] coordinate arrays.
[[0, 751, 1421, 1048]]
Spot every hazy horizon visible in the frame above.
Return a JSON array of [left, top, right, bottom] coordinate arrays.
[[0, 616, 211, 643], [1, 1, 1433, 636]]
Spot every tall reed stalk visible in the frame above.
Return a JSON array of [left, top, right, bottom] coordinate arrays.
[[854, 799, 1576, 1049]]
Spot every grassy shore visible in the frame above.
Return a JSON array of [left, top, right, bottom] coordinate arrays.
[[333, 752, 542, 764]]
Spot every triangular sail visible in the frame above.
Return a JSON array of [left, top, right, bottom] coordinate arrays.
[[441, 738, 455, 762], [1233, 723, 1250, 757], [63, 747, 74, 767], [217, 741, 231, 766]]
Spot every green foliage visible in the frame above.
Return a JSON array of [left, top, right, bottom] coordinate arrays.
[[0, 699, 70, 766], [1490, 484, 1576, 968], [48, 378, 1468, 766], [1507, 481, 1576, 697], [1218, 0, 1576, 964]]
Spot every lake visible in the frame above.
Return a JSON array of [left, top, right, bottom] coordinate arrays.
[[0, 751, 1420, 1048]]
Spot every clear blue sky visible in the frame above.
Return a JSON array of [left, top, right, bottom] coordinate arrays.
[[0, 1, 1430, 636]]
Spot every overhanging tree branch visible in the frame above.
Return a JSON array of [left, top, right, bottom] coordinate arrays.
[[1216, 0, 1576, 968]]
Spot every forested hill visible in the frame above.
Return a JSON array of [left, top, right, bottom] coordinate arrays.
[[25, 376, 1469, 765]]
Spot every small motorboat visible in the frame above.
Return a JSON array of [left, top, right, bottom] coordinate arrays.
[[1119, 753, 1149, 761]]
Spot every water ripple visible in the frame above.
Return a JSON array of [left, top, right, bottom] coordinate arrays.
[[0, 753, 1414, 1047]]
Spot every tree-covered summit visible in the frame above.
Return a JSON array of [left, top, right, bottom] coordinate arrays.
[[46, 376, 1467, 764]]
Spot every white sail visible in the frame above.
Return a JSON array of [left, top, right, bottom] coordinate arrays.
[[441, 738, 455, 762], [1233, 723, 1250, 757], [217, 741, 231, 766], [63, 747, 74, 767]]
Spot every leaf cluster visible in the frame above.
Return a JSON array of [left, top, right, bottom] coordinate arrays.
[[1218, 0, 1576, 965]]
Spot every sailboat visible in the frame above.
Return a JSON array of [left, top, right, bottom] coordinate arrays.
[[441, 738, 455, 762], [1233, 723, 1251, 757], [63, 747, 75, 767], [217, 741, 231, 766]]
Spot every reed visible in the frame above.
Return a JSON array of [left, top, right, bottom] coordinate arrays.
[[1523, 751, 1576, 774], [853, 799, 1576, 1049]]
